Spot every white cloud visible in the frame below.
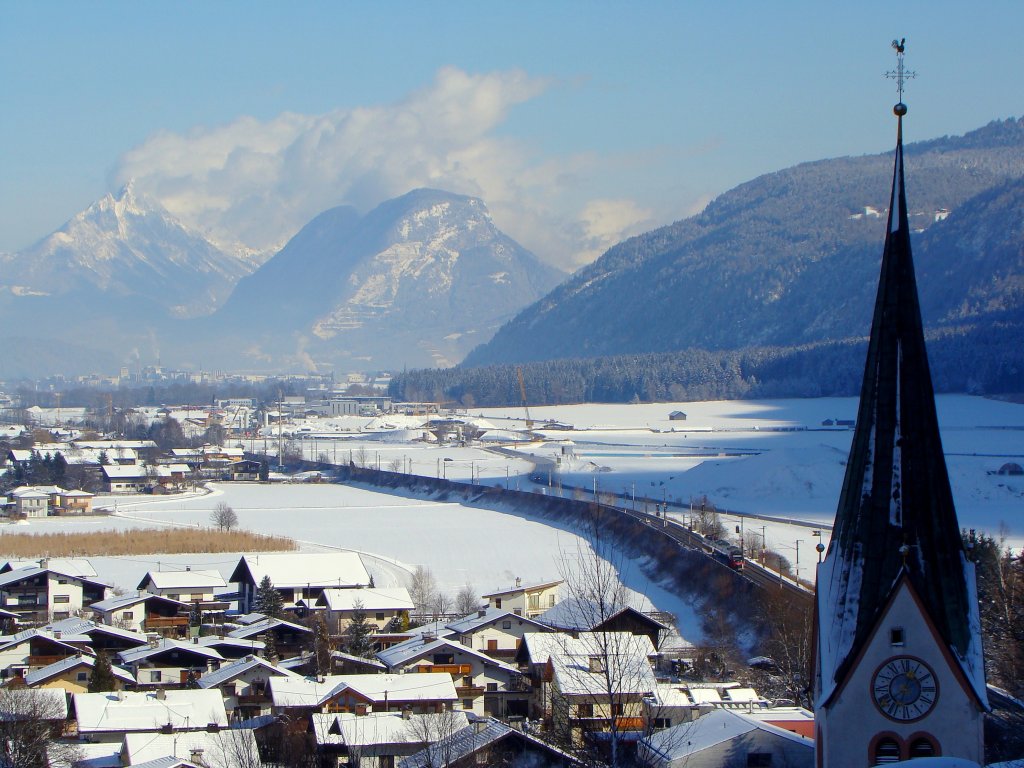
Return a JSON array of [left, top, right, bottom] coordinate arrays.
[[113, 67, 665, 271]]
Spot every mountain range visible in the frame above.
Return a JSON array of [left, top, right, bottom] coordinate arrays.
[[0, 188, 562, 377]]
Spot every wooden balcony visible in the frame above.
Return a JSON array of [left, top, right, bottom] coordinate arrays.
[[28, 655, 73, 667], [416, 664, 472, 676], [144, 616, 189, 629], [455, 685, 485, 697]]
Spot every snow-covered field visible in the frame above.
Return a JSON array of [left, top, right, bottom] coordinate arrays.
[[3, 395, 1020, 644]]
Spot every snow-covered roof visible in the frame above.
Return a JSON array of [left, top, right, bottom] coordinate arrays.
[[312, 710, 470, 748], [270, 673, 457, 709], [640, 708, 812, 762], [139, 569, 226, 591], [73, 689, 228, 734], [0, 565, 108, 590], [0, 687, 69, 720], [399, 718, 579, 768], [227, 615, 311, 640], [197, 654, 295, 689], [536, 597, 667, 633], [118, 638, 224, 665], [1, 558, 97, 578], [376, 635, 520, 675], [44, 617, 148, 645], [91, 592, 188, 613], [316, 586, 413, 612], [122, 728, 260, 768], [445, 607, 550, 634], [231, 552, 369, 589], [24, 653, 134, 687], [523, 631, 657, 697], [481, 579, 562, 598]]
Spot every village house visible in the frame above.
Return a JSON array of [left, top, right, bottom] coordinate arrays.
[[268, 672, 458, 719], [137, 569, 229, 612], [537, 598, 671, 651], [197, 654, 297, 721], [24, 652, 135, 693], [120, 728, 262, 767], [445, 607, 552, 662], [377, 633, 526, 717], [315, 586, 414, 634], [227, 614, 313, 658], [90, 592, 191, 636], [72, 688, 229, 744], [8, 486, 50, 517], [313, 710, 471, 768], [399, 718, 581, 768], [102, 464, 150, 493], [636, 708, 813, 768], [56, 488, 94, 514], [482, 578, 562, 618], [228, 459, 263, 481], [41, 616, 149, 655], [0, 563, 109, 623], [0, 628, 84, 680], [118, 637, 226, 688], [230, 553, 370, 615]]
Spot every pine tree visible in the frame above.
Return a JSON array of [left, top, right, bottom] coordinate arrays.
[[311, 615, 333, 676], [343, 600, 375, 658], [88, 651, 117, 693], [189, 602, 203, 630], [262, 630, 279, 662], [253, 575, 285, 618], [184, 669, 200, 689]]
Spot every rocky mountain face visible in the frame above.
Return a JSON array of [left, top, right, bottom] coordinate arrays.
[[0, 183, 254, 319], [0, 187, 563, 377], [202, 188, 564, 371], [464, 118, 1024, 370]]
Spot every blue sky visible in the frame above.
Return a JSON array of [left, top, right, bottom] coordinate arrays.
[[2, 1, 1022, 268]]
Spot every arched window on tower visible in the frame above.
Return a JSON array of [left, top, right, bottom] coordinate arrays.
[[909, 737, 938, 758], [873, 738, 902, 764]]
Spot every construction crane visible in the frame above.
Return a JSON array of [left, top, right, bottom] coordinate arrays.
[[516, 367, 534, 433]]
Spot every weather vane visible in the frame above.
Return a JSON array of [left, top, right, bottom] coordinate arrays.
[[885, 38, 916, 116]]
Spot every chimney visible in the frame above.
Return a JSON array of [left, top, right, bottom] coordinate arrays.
[[189, 747, 205, 765], [402, 708, 412, 720], [192, 636, 199, 643], [475, 719, 488, 733], [54, 631, 61, 640], [515, 577, 521, 588], [477, 610, 485, 618], [155, 688, 166, 700]]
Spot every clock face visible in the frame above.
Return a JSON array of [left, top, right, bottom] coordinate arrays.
[[872, 656, 939, 722]]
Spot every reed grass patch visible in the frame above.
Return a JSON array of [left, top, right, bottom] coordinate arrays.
[[0, 528, 297, 558]]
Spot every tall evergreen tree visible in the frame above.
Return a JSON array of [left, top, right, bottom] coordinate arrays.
[[311, 615, 333, 676], [262, 630, 279, 663], [253, 575, 285, 618], [88, 651, 117, 693], [343, 600, 375, 658]]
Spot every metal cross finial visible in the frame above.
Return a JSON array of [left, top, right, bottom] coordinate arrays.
[[885, 38, 916, 112]]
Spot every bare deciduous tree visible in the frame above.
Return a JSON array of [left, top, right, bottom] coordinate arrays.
[[454, 583, 480, 616], [403, 709, 468, 768], [211, 502, 239, 531], [0, 687, 81, 768]]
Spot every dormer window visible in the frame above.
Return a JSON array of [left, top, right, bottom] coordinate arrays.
[[588, 656, 605, 673]]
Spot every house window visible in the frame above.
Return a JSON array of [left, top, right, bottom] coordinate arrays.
[[57, 579, 69, 585], [463, 699, 474, 709], [513, 609, 522, 616], [376, 613, 386, 621], [588, 656, 605, 673], [502, 621, 512, 630], [486, 683, 498, 692], [53, 612, 70, 620], [77, 672, 88, 682], [747, 754, 773, 767], [494, 598, 502, 609], [890, 627, 905, 646], [53, 595, 70, 604], [528, 595, 539, 610], [433, 654, 454, 665], [576, 702, 593, 718], [122, 611, 134, 620], [169, 594, 180, 601], [150, 671, 162, 682], [653, 718, 671, 730], [548, 595, 556, 607], [909, 738, 937, 758], [462, 676, 473, 687]]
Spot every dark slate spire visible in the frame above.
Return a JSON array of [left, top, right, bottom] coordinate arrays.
[[816, 105, 986, 705]]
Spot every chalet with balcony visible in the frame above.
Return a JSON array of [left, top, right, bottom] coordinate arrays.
[[0, 564, 109, 623], [445, 608, 551, 662], [24, 653, 135, 693], [315, 586, 414, 634], [227, 614, 313, 659], [482, 578, 562, 618], [90, 592, 190, 636], [118, 637, 225, 688], [230, 553, 370, 615], [537, 597, 671, 650], [0, 628, 83, 680], [229, 459, 262, 481], [198, 654, 296, 720], [377, 634, 525, 717], [137, 569, 229, 613], [268, 672, 458, 718]]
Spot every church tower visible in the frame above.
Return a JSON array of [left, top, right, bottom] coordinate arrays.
[[814, 42, 987, 766]]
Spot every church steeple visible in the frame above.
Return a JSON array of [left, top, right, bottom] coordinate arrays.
[[815, 41, 986, 767]]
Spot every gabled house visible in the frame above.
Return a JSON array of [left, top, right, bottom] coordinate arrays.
[[120, 729, 262, 768], [9, 486, 50, 517], [0, 564, 109, 623], [313, 710, 471, 768], [230, 553, 370, 615], [227, 614, 312, 659], [24, 653, 135, 693], [228, 460, 262, 481], [0, 628, 85, 680], [400, 717, 581, 768], [137, 569, 229, 612], [637, 708, 813, 768], [90, 592, 190, 636], [42, 617, 149, 654], [118, 637, 225, 688], [482, 578, 562, 618], [315, 586, 414, 634], [445, 607, 552, 661], [377, 634, 525, 717], [72, 689, 229, 744], [197, 654, 296, 720], [519, 631, 658, 746], [268, 672, 458, 718], [101, 464, 150, 493], [537, 598, 670, 651]]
